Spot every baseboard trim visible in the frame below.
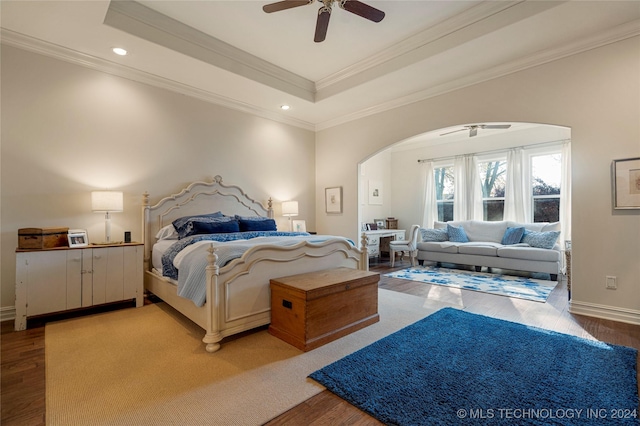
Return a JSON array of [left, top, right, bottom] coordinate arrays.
[[1, 306, 16, 323], [569, 300, 640, 326]]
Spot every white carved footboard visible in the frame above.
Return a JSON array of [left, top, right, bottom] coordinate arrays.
[[201, 239, 368, 353]]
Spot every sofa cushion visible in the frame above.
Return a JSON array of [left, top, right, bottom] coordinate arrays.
[[501, 227, 525, 245], [416, 241, 459, 254], [457, 243, 500, 256], [447, 224, 469, 242], [436, 220, 507, 243], [521, 230, 560, 249], [497, 246, 561, 262], [420, 228, 449, 242], [507, 221, 560, 233]]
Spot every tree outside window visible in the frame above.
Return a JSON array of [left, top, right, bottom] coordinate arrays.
[[434, 166, 454, 221]]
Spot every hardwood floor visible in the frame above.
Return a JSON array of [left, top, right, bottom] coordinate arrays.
[[2, 263, 639, 426]]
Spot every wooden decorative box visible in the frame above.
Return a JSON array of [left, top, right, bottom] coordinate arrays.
[[269, 267, 380, 351], [386, 218, 398, 229], [18, 227, 69, 250]]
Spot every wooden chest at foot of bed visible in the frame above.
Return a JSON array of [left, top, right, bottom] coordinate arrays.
[[269, 267, 380, 352]]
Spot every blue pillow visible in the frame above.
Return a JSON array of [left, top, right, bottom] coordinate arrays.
[[447, 224, 469, 243], [501, 227, 525, 245], [235, 215, 277, 232], [420, 228, 449, 242], [521, 229, 560, 249], [178, 216, 239, 238], [172, 211, 224, 236]]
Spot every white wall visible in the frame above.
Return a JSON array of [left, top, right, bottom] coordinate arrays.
[[1, 46, 316, 312], [316, 36, 640, 322]]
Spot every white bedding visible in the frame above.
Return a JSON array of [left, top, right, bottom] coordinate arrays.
[[152, 239, 177, 271]]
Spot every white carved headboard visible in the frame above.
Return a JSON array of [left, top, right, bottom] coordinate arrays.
[[142, 175, 273, 270]]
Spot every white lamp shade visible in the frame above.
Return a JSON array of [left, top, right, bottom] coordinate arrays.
[[282, 200, 298, 217], [92, 191, 123, 212]]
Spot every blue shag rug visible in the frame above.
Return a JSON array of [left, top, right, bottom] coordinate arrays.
[[385, 266, 557, 302], [309, 308, 639, 425]]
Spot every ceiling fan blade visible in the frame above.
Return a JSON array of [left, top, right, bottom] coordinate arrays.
[[440, 128, 467, 136], [340, 0, 385, 23], [482, 124, 512, 129], [469, 127, 478, 137], [263, 0, 313, 14], [314, 7, 331, 42]]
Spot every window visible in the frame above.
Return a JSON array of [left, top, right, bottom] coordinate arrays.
[[434, 165, 454, 222], [478, 159, 507, 221], [531, 153, 561, 222]]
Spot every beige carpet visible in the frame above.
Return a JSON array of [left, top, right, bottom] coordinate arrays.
[[46, 289, 457, 425]]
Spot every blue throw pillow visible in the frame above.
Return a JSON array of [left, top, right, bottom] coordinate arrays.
[[521, 229, 560, 249], [501, 227, 525, 245], [447, 224, 469, 243], [178, 216, 239, 238], [420, 228, 449, 242], [235, 215, 277, 232], [172, 211, 224, 236]]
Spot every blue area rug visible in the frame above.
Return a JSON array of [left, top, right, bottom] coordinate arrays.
[[385, 266, 557, 302], [309, 308, 639, 425]]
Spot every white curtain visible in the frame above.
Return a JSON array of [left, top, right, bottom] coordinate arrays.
[[503, 148, 527, 222], [560, 141, 571, 246], [421, 161, 438, 228], [454, 155, 483, 221]]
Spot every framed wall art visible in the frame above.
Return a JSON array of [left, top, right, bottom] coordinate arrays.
[[612, 157, 640, 209], [368, 180, 383, 205], [325, 187, 343, 213]]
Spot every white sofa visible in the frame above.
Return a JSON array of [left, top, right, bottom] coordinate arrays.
[[416, 220, 562, 280]]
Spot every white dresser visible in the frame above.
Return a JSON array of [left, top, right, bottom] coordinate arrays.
[[15, 243, 143, 331], [362, 229, 405, 260]]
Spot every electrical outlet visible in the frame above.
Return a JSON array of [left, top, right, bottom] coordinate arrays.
[[606, 276, 617, 289]]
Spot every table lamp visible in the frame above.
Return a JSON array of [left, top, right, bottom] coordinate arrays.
[[92, 191, 123, 243], [282, 201, 298, 231]]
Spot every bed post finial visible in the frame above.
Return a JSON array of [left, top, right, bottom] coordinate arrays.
[[213, 175, 223, 183], [267, 197, 274, 219], [143, 191, 150, 206]]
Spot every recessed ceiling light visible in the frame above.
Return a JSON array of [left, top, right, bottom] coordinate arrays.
[[112, 47, 128, 56], [280, 105, 290, 111]]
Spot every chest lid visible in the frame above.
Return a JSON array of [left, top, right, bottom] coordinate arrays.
[[19, 227, 69, 236], [270, 267, 380, 300]]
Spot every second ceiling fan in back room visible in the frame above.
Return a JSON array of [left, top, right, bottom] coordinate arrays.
[[262, 0, 385, 42], [440, 124, 512, 138]]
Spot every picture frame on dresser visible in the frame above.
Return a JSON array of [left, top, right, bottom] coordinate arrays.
[[374, 219, 385, 229], [292, 219, 306, 232], [68, 229, 89, 247], [612, 157, 640, 209]]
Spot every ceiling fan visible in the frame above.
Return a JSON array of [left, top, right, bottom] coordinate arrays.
[[440, 124, 512, 138], [262, 0, 385, 43]]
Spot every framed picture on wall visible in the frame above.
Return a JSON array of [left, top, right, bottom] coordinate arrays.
[[368, 180, 383, 205], [325, 187, 343, 213], [612, 157, 640, 209]]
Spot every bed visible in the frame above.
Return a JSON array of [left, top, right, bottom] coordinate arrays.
[[143, 175, 368, 352]]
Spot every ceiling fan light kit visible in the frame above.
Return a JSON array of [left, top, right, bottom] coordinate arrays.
[[263, 0, 385, 42], [440, 124, 512, 138]]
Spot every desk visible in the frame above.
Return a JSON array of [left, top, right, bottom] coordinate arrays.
[[363, 229, 405, 260]]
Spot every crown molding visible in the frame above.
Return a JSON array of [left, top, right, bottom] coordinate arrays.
[[315, 19, 640, 131], [315, 1, 522, 93], [104, 0, 316, 102], [0, 29, 316, 132]]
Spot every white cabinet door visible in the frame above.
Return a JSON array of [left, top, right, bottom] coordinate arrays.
[[66, 249, 83, 310], [22, 251, 67, 316], [123, 245, 143, 304]]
